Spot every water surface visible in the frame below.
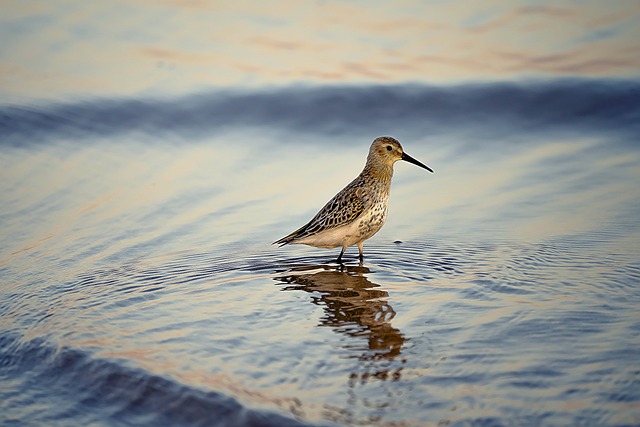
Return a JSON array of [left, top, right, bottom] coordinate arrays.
[[2, 81, 640, 426]]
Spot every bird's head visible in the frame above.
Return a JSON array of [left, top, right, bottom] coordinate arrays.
[[368, 136, 433, 173]]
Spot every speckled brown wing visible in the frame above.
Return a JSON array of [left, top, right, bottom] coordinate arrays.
[[274, 179, 368, 245]]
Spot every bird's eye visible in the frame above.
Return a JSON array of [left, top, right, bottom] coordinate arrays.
[[386, 145, 393, 151]]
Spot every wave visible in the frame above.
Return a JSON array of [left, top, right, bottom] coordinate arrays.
[[0, 332, 316, 427], [1, 78, 639, 145]]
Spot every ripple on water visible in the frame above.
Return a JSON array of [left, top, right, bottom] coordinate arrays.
[[2, 237, 639, 426]]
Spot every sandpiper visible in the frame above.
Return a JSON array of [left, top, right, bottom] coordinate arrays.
[[274, 136, 433, 263]]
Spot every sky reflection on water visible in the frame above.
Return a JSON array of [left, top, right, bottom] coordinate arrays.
[[1, 1, 640, 101], [3, 120, 638, 273]]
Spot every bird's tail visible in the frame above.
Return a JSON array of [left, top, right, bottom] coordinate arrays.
[[273, 233, 296, 246], [273, 229, 303, 246]]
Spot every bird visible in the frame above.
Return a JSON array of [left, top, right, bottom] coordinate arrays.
[[274, 136, 433, 263]]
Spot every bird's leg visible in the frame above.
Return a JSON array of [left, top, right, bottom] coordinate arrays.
[[358, 242, 364, 262], [336, 247, 346, 264]]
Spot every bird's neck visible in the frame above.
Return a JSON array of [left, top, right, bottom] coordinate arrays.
[[362, 161, 394, 186]]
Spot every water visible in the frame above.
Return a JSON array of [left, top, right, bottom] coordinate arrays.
[[2, 81, 640, 426]]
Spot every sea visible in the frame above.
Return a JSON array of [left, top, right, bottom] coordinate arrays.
[[1, 79, 640, 426]]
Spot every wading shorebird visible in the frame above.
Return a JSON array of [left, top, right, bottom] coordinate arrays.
[[274, 136, 433, 263]]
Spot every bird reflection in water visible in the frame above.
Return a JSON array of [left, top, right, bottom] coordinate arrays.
[[274, 263, 405, 381]]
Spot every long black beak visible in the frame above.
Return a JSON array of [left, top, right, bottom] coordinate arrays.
[[402, 152, 433, 173]]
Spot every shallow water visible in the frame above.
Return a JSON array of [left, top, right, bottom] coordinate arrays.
[[2, 82, 640, 426]]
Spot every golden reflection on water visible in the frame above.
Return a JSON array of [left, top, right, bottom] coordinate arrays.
[[3, 132, 639, 278], [2, 2, 640, 100]]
